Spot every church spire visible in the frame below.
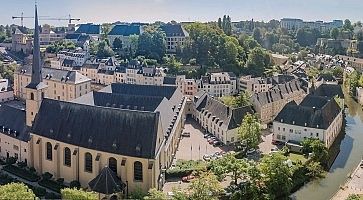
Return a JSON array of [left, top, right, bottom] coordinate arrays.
[[29, 5, 42, 86]]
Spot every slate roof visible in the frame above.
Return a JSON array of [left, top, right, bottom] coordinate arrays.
[[160, 24, 188, 37], [163, 77, 176, 85], [253, 89, 284, 105], [65, 33, 81, 40], [108, 25, 143, 36], [317, 74, 337, 82], [75, 24, 101, 35], [274, 95, 342, 129], [0, 104, 29, 142], [89, 166, 125, 194], [18, 66, 91, 84], [32, 99, 160, 159], [195, 93, 254, 130], [105, 83, 179, 100], [312, 84, 344, 99]]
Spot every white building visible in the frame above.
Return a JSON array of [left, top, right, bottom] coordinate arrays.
[[273, 95, 343, 148], [199, 72, 238, 97], [0, 79, 14, 103], [57, 49, 89, 67]]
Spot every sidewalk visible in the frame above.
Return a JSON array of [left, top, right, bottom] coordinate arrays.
[[331, 162, 363, 200]]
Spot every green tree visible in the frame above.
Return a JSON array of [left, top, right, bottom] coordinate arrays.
[[0, 62, 17, 83], [112, 37, 123, 49], [259, 153, 292, 199], [246, 47, 271, 76], [189, 172, 223, 200], [236, 91, 252, 107], [343, 19, 354, 32], [252, 28, 263, 45], [0, 183, 36, 200], [96, 40, 115, 58], [237, 113, 261, 150], [101, 23, 112, 41], [330, 27, 340, 40], [217, 18, 222, 29], [144, 188, 167, 200], [346, 194, 362, 200], [301, 138, 328, 163], [137, 28, 166, 61], [61, 188, 97, 200]]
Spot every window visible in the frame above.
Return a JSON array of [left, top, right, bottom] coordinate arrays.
[[289, 129, 293, 133], [30, 93, 34, 100], [109, 157, 117, 174], [64, 147, 71, 167], [134, 161, 143, 181], [278, 127, 280, 131], [316, 133, 319, 137], [46, 142, 52, 160], [85, 153, 93, 172]]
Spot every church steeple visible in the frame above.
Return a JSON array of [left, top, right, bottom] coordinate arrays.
[[27, 5, 43, 88]]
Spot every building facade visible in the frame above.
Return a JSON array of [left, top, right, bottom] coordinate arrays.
[[199, 72, 238, 97], [160, 24, 189, 53]]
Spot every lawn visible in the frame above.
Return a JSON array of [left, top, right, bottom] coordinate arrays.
[[288, 153, 307, 163]]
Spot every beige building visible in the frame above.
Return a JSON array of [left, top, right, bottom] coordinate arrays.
[[190, 91, 253, 144], [39, 24, 66, 46], [239, 74, 296, 94], [252, 80, 306, 126], [11, 28, 32, 54], [29, 84, 186, 193], [14, 66, 91, 101], [199, 72, 238, 97], [160, 24, 189, 53], [273, 95, 343, 148], [335, 55, 363, 71], [176, 75, 198, 96]]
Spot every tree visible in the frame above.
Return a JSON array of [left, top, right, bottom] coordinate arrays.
[[144, 188, 167, 200], [210, 153, 249, 185], [61, 188, 98, 200], [343, 19, 354, 32], [246, 47, 271, 77], [355, 30, 363, 41], [218, 18, 222, 29], [189, 172, 223, 200], [0, 62, 17, 83], [330, 27, 340, 40], [259, 153, 292, 199], [137, 28, 166, 61], [237, 113, 261, 150], [0, 183, 35, 200], [236, 91, 251, 107], [96, 40, 115, 58], [301, 138, 328, 163], [101, 23, 112, 41], [346, 194, 362, 200], [252, 28, 263, 45], [112, 37, 123, 49]]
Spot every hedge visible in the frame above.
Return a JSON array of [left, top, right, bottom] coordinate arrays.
[[3, 165, 40, 182], [166, 160, 207, 179], [38, 179, 65, 193]]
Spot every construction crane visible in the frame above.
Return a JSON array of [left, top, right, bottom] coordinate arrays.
[[12, 13, 80, 26], [12, 12, 49, 27]]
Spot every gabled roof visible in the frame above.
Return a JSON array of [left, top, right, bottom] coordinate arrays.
[[89, 166, 125, 194], [105, 83, 179, 100], [312, 84, 344, 99], [32, 99, 160, 159], [160, 24, 188, 37], [0, 105, 29, 142], [317, 73, 337, 82], [274, 95, 341, 129], [18, 66, 91, 84], [108, 24, 143, 36], [75, 24, 101, 35]]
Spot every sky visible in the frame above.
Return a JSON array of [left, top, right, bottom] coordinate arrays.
[[1, 0, 363, 27]]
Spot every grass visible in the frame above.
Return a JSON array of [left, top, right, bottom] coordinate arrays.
[[288, 153, 307, 164], [2, 165, 40, 182]]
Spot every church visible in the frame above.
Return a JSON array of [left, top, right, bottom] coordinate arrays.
[[0, 6, 186, 195]]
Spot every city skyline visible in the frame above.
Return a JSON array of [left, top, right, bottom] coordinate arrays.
[[0, 0, 362, 27]]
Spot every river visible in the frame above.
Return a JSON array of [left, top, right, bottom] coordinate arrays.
[[293, 93, 363, 200]]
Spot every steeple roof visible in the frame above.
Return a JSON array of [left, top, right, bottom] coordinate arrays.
[[26, 5, 46, 90]]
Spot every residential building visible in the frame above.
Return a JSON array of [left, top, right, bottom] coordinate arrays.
[[190, 91, 253, 144], [0, 79, 14, 103], [160, 24, 189, 53], [252, 80, 306, 126], [315, 74, 338, 88], [11, 28, 32, 54], [199, 72, 238, 97], [39, 24, 66, 46], [335, 55, 363, 71], [356, 87, 363, 105], [176, 75, 198, 96], [14, 66, 91, 101], [108, 24, 143, 48], [273, 95, 343, 148], [280, 18, 343, 32], [280, 18, 304, 30], [64, 33, 91, 51], [57, 49, 89, 67], [239, 74, 295, 94]]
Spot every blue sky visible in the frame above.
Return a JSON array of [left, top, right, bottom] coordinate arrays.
[[1, 0, 363, 27]]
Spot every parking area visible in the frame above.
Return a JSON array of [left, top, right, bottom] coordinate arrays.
[[174, 119, 233, 161]]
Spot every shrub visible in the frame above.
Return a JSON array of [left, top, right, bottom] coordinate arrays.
[[45, 192, 61, 199], [2, 165, 40, 182], [6, 157, 17, 165], [32, 186, 46, 197], [56, 178, 64, 185], [17, 161, 27, 168], [28, 167, 36, 174], [38, 179, 64, 193], [166, 160, 207, 179], [42, 172, 53, 180], [61, 188, 97, 200], [69, 180, 81, 189]]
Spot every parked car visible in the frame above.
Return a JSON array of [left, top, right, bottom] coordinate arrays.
[[203, 154, 211, 161], [182, 175, 195, 182], [213, 141, 223, 147], [246, 148, 256, 155], [207, 137, 216, 142], [182, 132, 191, 137]]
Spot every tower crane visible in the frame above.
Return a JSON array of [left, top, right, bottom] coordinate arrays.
[[12, 13, 80, 26]]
